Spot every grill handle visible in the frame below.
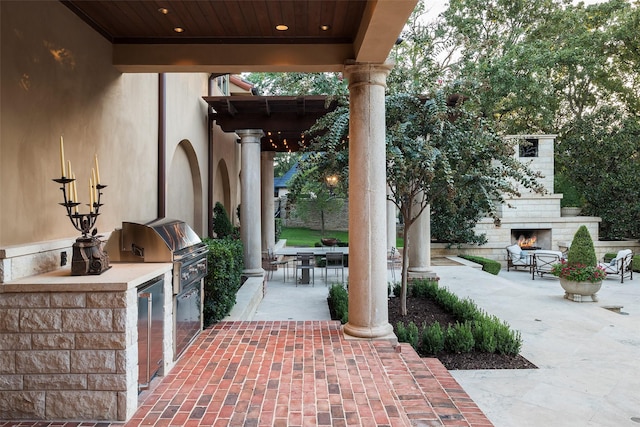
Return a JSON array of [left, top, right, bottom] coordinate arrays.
[[138, 292, 152, 391]]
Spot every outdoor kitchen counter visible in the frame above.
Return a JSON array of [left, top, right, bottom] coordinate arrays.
[[0, 262, 172, 292], [0, 263, 175, 422]]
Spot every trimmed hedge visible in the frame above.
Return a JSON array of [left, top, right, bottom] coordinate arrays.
[[459, 255, 501, 275], [328, 284, 348, 324], [203, 237, 244, 327], [394, 279, 522, 356]]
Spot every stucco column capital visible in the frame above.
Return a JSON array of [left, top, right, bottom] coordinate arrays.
[[236, 129, 264, 142], [343, 61, 394, 89]]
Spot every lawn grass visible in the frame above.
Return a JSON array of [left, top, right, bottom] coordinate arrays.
[[280, 227, 349, 247], [280, 226, 403, 248]]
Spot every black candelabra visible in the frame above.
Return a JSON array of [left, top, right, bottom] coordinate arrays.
[[53, 175, 110, 276]]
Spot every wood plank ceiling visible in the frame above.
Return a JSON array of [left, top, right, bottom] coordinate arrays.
[[61, 0, 417, 151], [61, 0, 418, 72]]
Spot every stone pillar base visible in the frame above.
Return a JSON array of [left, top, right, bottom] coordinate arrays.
[[343, 322, 396, 342], [243, 268, 265, 277], [408, 270, 439, 281]]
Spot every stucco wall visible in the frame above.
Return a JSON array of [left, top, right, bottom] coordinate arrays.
[[0, 2, 235, 247], [0, 1, 158, 246]]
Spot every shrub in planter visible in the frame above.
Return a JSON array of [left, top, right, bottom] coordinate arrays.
[[406, 322, 420, 349], [420, 322, 445, 355], [445, 322, 475, 353], [451, 297, 478, 323], [495, 319, 522, 355], [567, 225, 598, 266], [551, 226, 605, 283], [394, 280, 524, 358], [472, 318, 498, 353]]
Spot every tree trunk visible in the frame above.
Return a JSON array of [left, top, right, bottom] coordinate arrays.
[[400, 223, 411, 316]]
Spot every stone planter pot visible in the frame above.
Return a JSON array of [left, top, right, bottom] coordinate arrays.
[[561, 207, 582, 217], [560, 277, 602, 302], [321, 238, 338, 246]]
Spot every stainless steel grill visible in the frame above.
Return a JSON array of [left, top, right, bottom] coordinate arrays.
[[105, 218, 208, 360], [106, 218, 208, 294]]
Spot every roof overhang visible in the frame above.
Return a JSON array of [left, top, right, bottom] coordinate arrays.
[[62, 0, 418, 73]]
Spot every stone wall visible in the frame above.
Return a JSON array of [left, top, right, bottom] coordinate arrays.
[[0, 267, 174, 421], [281, 197, 349, 232], [0, 289, 133, 420]]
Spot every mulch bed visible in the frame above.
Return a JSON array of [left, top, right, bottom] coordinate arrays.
[[387, 294, 537, 370]]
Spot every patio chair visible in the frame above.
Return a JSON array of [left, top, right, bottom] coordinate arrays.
[[324, 252, 345, 284], [387, 247, 402, 281], [262, 251, 276, 280], [268, 248, 292, 281], [597, 249, 634, 283], [531, 250, 563, 280], [295, 252, 315, 286], [506, 244, 533, 272]]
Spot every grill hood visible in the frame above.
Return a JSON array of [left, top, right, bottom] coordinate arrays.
[[105, 218, 204, 262]]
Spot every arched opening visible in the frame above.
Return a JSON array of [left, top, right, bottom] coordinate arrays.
[[167, 139, 204, 235]]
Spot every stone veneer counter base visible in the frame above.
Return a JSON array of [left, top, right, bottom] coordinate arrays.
[[0, 263, 174, 422]]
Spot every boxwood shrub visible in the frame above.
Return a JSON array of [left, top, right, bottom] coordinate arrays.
[[328, 284, 349, 324], [459, 255, 501, 275], [203, 237, 244, 327], [395, 279, 523, 356]]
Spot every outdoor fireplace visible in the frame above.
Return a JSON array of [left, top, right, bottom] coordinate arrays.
[[511, 229, 552, 250]]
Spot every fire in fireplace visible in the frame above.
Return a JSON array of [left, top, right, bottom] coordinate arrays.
[[518, 234, 537, 248], [511, 229, 551, 250]]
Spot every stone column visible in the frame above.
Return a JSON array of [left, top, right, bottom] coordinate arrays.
[[387, 185, 396, 250], [342, 62, 395, 340], [408, 199, 435, 279], [237, 129, 264, 277], [261, 151, 276, 251]]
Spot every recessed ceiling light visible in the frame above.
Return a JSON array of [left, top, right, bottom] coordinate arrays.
[[158, 7, 169, 15], [173, 27, 184, 33], [320, 24, 331, 31], [275, 24, 289, 31]]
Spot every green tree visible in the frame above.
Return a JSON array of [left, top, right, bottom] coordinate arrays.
[[300, 91, 544, 315], [386, 92, 544, 315], [244, 72, 348, 96], [556, 106, 640, 240], [274, 152, 301, 177], [285, 153, 346, 238]]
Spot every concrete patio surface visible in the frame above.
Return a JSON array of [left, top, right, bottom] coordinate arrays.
[[436, 266, 640, 427]]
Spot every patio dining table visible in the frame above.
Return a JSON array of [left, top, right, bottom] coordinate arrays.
[[275, 247, 349, 284]]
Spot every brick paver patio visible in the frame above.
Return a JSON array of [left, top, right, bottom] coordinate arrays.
[[0, 320, 492, 427]]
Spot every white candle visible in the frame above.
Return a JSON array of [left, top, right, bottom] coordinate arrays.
[[89, 177, 94, 209], [66, 160, 72, 188], [72, 173, 78, 213], [60, 136, 66, 177], [92, 168, 98, 203], [94, 154, 101, 184]]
